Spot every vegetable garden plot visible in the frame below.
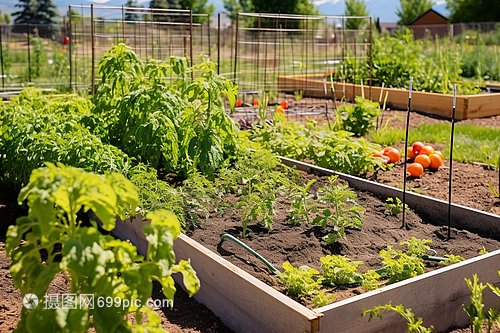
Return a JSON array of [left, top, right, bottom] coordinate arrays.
[[109, 163, 500, 333], [278, 75, 500, 120]]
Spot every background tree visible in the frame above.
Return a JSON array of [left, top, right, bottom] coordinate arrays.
[[446, 0, 500, 23], [13, 0, 37, 25], [178, 0, 215, 23], [125, 0, 144, 21], [345, 0, 369, 30], [223, 0, 251, 23], [0, 8, 11, 24], [32, 0, 59, 26], [396, 0, 434, 26]]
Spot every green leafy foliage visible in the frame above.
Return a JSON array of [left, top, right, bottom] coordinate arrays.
[[6, 163, 200, 332], [312, 291, 336, 308], [400, 237, 432, 258], [439, 254, 466, 266], [362, 302, 434, 333], [236, 181, 276, 238], [313, 175, 364, 243], [362, 270, 381, 291], [247, 115, 387, 176], [386, 197, 409, 215], [289, 179, 317, 224], [279, 262, 321, 298], [464, 274, 489, 333], [320, 255, 364, 285], [92, 44, 239, 178], [0, 89, 130, 190], [379, 245, 425, 284], [336, 96, 380, 136]]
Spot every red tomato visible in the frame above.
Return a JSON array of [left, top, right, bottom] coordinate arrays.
[[280, 101, 289, 109], [383, 147, 394, 155], [412, 142, 424, 155], [407, 163, 424, 177], [253, 99, 258, 106], [236, 100, 242, 107], [372, 152, 384, 158]]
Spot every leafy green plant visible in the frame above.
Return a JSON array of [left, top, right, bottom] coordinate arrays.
[[362, 270, 381, 291], [6, 163, 200, 332], [464, 274, 490, 333], [379, 245, 425, 284], [320, 255, 364, 285], [400, 238, 432, 258], [313, 175, 364, 243], [336, 96, 380, 136], [439, 254, 466, 266], [279, 262, 321, 298], [386, 197, 409, 215], [289, 179, 317, 224], [312, 291, 336, 307], [236, 180, 276, 238], [294, 90, 303, 101], [480, 247, 489, 255], [362, 302, 434, 333]]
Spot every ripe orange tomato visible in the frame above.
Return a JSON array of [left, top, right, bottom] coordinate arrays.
[[412, 142, 424, 155], [415, 154, 431, 168], [236, 99, 243, 107], [407, 163, 424, 177], [276, 105, 285, 114], [280, 101, 289, 109], [383, 147, 394, 154], [419, 145, 435, 156], [434, 151, 444, 160], [429, 153, 443, 169], [386, 149, 401, 163], [253, 99, 258, 106], [372, 152, 384, 158], [407, 147, 417, 159]]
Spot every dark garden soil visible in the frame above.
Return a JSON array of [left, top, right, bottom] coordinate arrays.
[[189, 170, 500, 311]]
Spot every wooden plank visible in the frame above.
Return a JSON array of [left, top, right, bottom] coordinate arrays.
[[465, 93, 500, 119], [278, 75, 500, 120], [172, 233, 323, 333], [317, 249, 500, 333]]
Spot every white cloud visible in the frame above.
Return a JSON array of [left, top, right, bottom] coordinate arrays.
[[313, 0, 341, 6], [435, 0, 446, 5]]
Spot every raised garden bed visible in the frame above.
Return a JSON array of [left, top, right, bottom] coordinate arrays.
[[278, 75, 500, 120], [110, 157, 500, 333]]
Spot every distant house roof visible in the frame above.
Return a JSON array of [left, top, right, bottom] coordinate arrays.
[[410, 8, 449, 26]]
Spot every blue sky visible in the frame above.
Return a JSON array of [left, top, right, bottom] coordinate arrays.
[[2, 0, 450, 23]]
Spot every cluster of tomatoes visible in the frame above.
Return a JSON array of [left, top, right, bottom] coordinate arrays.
[[406, 142, 443, 177], [372, 141, 444, 178]]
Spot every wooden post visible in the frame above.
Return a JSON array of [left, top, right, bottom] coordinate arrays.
[[256, 13, 261, 92], [68, 6, 72, 91], [233, 13, 239, 83], [208, 17, 211, 58], [190, 10, 194, 80], [217, 13, 220, 75], [91, 4, 95, 95]]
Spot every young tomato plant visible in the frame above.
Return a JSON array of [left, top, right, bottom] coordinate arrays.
[[313, 175, 364, 243], [320, 255, 364, 285], [289, 179, 317, 224], [386, 197, 409, 215], [6, 163, 200, 332], [362, 303, 434, 333], [379, 245, 424, 284]]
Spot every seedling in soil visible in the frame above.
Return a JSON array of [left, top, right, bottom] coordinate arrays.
[[236, 181, 276, 238], [386, 197, 410, 215], [289, 179, 317, 224], [488, 181, 499, 198], [313, 175, 365, 243], [362, 303, 434, 333], [379, 245, 425, 284], [279, 261, 321, 297], [439, 254, 465, 266], [321, 255, 364, 286]]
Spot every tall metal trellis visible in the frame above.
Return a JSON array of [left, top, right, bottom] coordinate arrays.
[[228, 13, 372, 116], [69, 5, 211, 93]]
